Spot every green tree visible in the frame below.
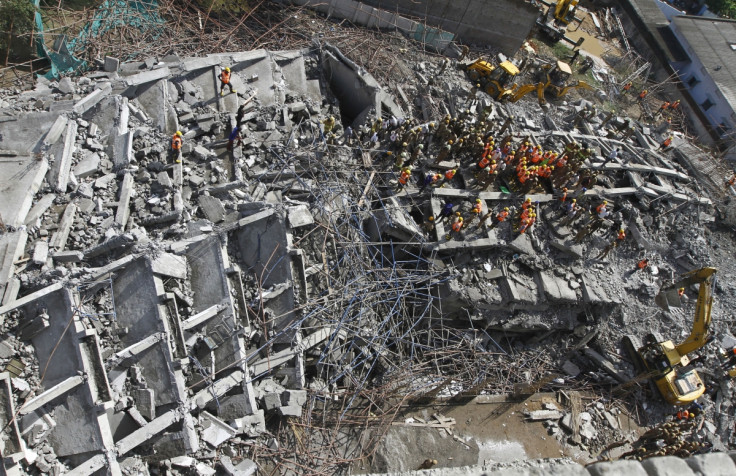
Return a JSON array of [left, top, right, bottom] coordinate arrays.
[[0, 0, 36, 66], [705, 0, 736, 18]]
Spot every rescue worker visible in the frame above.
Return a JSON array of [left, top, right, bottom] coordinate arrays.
[[397, 169, 411, 191], [169, 130, 183, 163], [559, 187, 569, 203], [447, 216, 464, 240], [469, 199, 482, 223], [322, 116, 336, 140], [422, 216, 435, 234], [219, 67, 236, 96], [670, 100, 681, 110], [636, 258, 649, 271], [438, 202, 454, 222], [490, 207, 510, 229], [638, 89, 648, 101], [226, 125, 242, 151], [726, 173, 736, 188], [440, 168, 457, 187], [595, 201, 608, 219], [622, 82, 632, 93], [659, 136, 673, 150], [596, 228, 625, 259]]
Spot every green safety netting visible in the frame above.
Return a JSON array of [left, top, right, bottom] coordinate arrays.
[[34, 0, 165, 79]]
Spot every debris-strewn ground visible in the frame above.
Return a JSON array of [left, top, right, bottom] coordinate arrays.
[[0, 3, 734, 476]]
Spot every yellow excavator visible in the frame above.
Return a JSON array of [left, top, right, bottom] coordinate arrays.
[[623, 267, 717, 405], [463, 59, 521, 101], [509, 60, 593, 105], [536, 0, 583, 42]]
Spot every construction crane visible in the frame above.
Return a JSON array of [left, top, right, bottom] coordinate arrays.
[[461, 59, 521, 101], [623, 267, 717, 406], [509, 60, 593, 105]]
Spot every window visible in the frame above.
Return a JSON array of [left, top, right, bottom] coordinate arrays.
[[687, 76, 699, 87], [701, 98, 715, 110]]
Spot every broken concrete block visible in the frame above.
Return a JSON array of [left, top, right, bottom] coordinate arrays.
[[193, 145, 214, 161], [150, 253, 187, 279], [132, 388, 155, 421], [278, 405, 302, 417], [32, 241, 49, 265], [52, 250, 84, 263], [94, 173, 116, 189], [280, 390, 307, 407], [287, 205, 314, 228], [232, 410, 265, 438], [104, 56, 120, 72], [263, 392, 282, 411], [73, 152, 100, 178], [198, 195, 225, 223], [49, 203, 76, 250], [199, 411, 237, 447], [115, 173, 134, 227], [43, 115, 68, 146], [525, 410, 563, 421], [233, 459, 257, 475], [57, 77, 75, 95], [124, 67, 170, 86], [508, 233, 534, 255]]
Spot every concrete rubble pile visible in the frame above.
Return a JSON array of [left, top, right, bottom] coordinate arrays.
[[0, 36, 734, 474]]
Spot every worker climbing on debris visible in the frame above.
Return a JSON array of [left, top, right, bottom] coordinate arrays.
[[440, 168, 457, 187], [622, 82, 632, 93], [321, 115, 336, 142], [670, 100, 681, 110], [169, 130, 183, 164], [438, 202, 454, 222], [446, 216, 464, 240], [468, 198, 482, 223], [726, 172, 736, 188], [636, 258, 649, 271], [596, 200, 609, 219], [595, 228, 626, 260], [659, 136, 673, 150], [657, 101, 670, 117], [396, 168, 411, 191], [219, 67, 236, 96], [226, 125, 242, 151], [638, 89, 648, 101], [422, 216, 435, 234]]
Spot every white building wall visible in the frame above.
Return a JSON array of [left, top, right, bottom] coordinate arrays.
[[670, 20, 736, 140]]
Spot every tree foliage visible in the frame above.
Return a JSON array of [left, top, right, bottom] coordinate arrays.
[[705, 0, 736, 18], [0, 0, 36, 65]]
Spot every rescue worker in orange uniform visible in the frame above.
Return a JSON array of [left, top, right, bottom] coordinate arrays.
[[659, 136, 673, 150], [219, 67, 236, 96], [447, 216, 464, 240], [490, 207, 510, 229], [440, 168, 457, 187], [638, 89, 648, 101], [622, 82, 632, 93], [397, 169, 411, 191], [169, 130, 183, 163]]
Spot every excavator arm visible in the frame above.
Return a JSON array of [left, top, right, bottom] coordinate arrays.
[[555, 81, 594, 98], [509, 83, 541, 103], [655, 267, 717, 356]]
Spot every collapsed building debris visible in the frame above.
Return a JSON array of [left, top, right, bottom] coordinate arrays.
[[1, 2, 736, 474]]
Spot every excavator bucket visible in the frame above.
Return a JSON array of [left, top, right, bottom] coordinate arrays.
[[655, 287, 683, 311]]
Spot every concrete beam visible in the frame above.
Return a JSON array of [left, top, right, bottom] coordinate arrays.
[[24, 193, 56, 226], [73, 83, 112, 115], [181, 304, 226, 331], [52, 120, 78, 192], [115, 173, 134, 227], [49, 203, 77, 251], [250, 327, 332, 376], [20, 375, 85, 415], [108, 332, 166, 368], [43, 115, 68, 146], [124, 67, 171, 86]]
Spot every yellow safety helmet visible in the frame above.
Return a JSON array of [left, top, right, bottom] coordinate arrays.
[[175, 131, 183, 136], [225, 67, 230, 72], [429, 216, 434, 221], [476, 199, 481, 203]]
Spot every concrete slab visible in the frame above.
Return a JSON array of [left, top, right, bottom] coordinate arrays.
[[199, 411, 236, 447], [0, 155, 49, 227], [43, 114, 69, 146], [537, 271, 577, 303], [0, 231, 27, 305], [231, 53, 276, 106], [134, 79, 175, 133], [0, 112, 60, 153], [198, 195, 226, 223]]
